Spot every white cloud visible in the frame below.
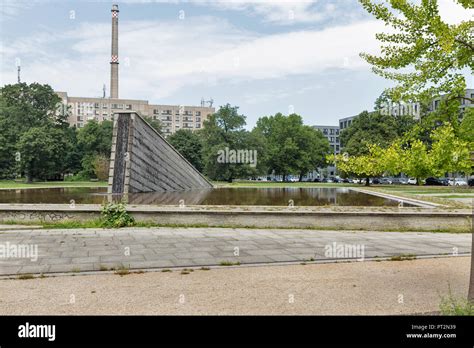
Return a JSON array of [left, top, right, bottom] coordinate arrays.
[[1, 14, 384, 100], [0, 0, 34, 22], [437, 0, 473, 24], [193, 0, 322, 24]]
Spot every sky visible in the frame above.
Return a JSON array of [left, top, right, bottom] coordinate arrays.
[[0, 0, 472, 128]]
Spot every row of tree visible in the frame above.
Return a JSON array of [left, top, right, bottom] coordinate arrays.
[[1, 82, 472, 183], [0, 83, 333, 182], [169, 105, 330, 182], [329, 122, 472, 185]]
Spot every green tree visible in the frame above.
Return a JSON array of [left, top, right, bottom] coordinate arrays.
[[254, 113, 329, 181], [328, 144, 386, 186], [143, 116, 162, 134], [459, 108, 474, 150], [168, 129, 204, 172], [359, 0, 474, 302], [430, 122, 472, 177], [62, 127, 82, 175], [0, 83, 67, 178], [17, 127, 70, 182], [340, 111, 399, 156], [360, 0, 473, 104], [201, 104, 265, 182], [381, 140, 405, 176], [77, 120, 113, 178], [402, 139, 432, 184], [92, 154, 110, 181]]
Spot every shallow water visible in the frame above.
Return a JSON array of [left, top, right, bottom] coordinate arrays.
[[0, 187, 414, 207]]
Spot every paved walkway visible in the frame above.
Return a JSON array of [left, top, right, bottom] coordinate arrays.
[[0, 227, 471, 275]]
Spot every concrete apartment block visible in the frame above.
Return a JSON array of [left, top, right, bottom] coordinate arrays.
[[56, 92, 215, 137]]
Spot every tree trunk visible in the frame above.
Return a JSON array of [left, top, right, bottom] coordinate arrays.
[[299, 173, 304, 182], [283, 174, 287, 182], [365, 177, 370, 186], [468, 228, 474, 302], [26, 172, 32, 184]]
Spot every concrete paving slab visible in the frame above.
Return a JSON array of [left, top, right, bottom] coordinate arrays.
[[0, 226, 470, 275]]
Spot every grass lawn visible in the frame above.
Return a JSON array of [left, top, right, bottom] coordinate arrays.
[[214, 181, 355, 188], [215, 181, 472, 192], [375, 186, 473, 194], [0, 180, 107, 190]]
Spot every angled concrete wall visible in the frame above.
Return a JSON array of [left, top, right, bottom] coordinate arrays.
[[108, 112, 213, 193]]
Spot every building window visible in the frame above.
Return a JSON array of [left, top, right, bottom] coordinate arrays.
[[196, 111, 201, 116], [126, 104, 132, 110], [111, 104, 118, 109], [102, 104, 108, 109], [94, 103, 99, 108]]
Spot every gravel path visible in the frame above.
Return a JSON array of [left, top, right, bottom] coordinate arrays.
[[0, 256, 469, 315]]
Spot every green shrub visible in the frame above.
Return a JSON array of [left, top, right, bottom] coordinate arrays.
[[439, 292, 474, 315], [64, 172, 90, 182], [100, 202, 135, 228]]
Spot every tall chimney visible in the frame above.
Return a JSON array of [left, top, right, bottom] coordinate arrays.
[[110, 4, 119, 99]]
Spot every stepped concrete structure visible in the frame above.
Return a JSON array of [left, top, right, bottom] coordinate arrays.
[[108, 112, 213, 193]]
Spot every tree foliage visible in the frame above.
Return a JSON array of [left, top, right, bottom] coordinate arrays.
[[0, 83, 70, 179], [77, 120, 113, 178], [254, 113, 329, 180], [201, 104, 266, 182], [330, 122, 471, 184], [340, 110, 413, 156], [168, 129, 204, 171], [360, 0, 473, 103]]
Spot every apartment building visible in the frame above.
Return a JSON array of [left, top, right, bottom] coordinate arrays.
[[57, 92, 214, 136]]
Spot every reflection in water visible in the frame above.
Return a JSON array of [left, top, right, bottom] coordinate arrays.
[[0, 187, 412, 207]]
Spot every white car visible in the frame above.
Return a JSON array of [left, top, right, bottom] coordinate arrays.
[[449, 178, 468, 186], [407, 178, 417, 185]]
